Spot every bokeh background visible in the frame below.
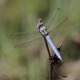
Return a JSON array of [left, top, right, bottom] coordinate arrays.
[[0, 0, 80, 80]]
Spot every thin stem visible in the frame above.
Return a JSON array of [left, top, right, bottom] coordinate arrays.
[[50, 63, 54, 80]]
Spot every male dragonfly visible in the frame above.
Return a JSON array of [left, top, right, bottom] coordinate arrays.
[[37, 18, 62, 61], [10, 8, 66, 61]]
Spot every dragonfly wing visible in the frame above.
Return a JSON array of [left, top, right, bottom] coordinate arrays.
[[10, 30, 38, 35], [9, 30, 39, 39], [10, 8, 61, 41], [46, 18, 67, 45], [10, 29, 41, 40], [14, 36, 42, 48], [10, 8, 67, 48], [46, 8, 61, 28], [49, 18, 67, 33], [10, 29, 43, 48]]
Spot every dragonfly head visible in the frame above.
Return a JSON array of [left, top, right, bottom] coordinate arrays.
[[38, 18, 42, 23], [37, 18, 43, 29]]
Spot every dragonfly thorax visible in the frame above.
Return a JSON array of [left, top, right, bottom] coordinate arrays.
[[39, 26, 49, 36]]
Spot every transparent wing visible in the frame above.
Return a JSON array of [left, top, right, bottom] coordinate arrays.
[[10, 18, 66, 48], [10, 30, 41, 48], [46, 8, 61, 28], [10, 8, 66, 48], [15, 36, 41, 48], [10, 8, 60, 37], [49, 18, 67, 32]]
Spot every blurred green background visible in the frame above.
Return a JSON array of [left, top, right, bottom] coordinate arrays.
[[0, 0, 80, 80]]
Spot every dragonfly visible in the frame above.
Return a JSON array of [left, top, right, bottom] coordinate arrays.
[[36, 18, 62, 61], [10, 8, 67, 60]]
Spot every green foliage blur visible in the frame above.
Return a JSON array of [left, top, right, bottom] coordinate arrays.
[[0, 0, 80, 80]]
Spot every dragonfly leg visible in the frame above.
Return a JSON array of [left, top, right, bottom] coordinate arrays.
[[49, 54, 61, 65], [57, 43, 62, 51]]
